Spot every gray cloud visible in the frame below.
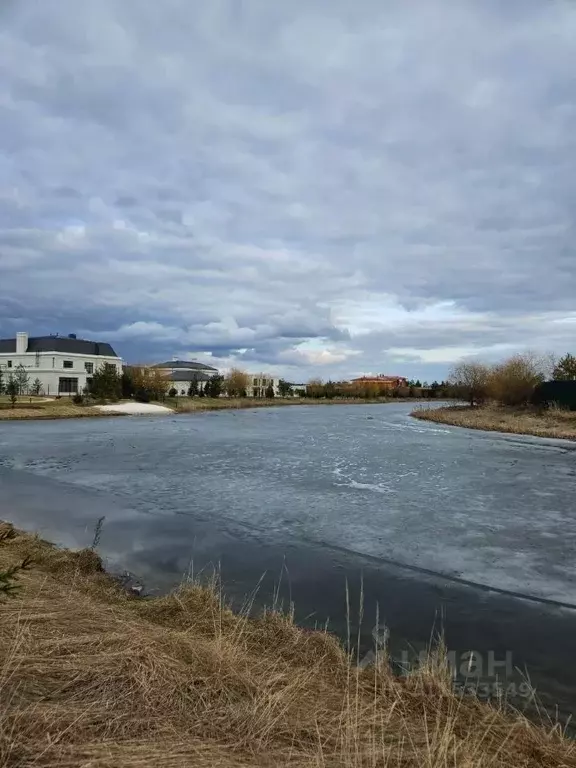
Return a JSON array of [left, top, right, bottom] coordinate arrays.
[[1, 0, 576, 381]]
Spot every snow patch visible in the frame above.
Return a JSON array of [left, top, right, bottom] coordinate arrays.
[[95, 403, 174, 415]]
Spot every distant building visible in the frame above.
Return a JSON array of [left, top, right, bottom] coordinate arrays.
[[246, 373, 280, 398], [0, 332, 122, 396], [151, 359, 219, 396], [350, 375, 407, 390], [289, 383, 306, 396]]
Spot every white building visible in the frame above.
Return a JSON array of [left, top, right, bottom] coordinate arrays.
[[151, 359, 219, 395], [246, 373, 280, 398], [0, 332, 122, 396], [289, 383, 306, 396]]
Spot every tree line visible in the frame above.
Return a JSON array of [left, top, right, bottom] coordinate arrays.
[[448, 352, 576, 407], [88, 366, 280, 402], [303, 378, 450, 400], [4, 352, 574, 407], [0, 365, 44, 405]]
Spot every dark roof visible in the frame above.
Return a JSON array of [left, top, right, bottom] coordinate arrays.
[[0, 335, 118, 357], [167, 371, 211, 382], [153, 360, 218, 372]]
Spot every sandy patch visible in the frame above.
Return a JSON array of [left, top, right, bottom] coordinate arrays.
[[95, 402, 174, 415]]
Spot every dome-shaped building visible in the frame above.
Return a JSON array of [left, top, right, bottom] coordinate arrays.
[[152, 359, 219, 396]]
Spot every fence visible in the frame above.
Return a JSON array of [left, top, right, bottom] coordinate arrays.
[[531, 380, 576, 411]]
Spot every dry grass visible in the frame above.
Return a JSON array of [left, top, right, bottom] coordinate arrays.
[[1, 524, 574, 767], [165, 397, 392, 414], [412, 404, 576, 441], [0, 397, 117, 421]]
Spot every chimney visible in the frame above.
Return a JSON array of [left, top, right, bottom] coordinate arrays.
[[16, 332, 28, 355]]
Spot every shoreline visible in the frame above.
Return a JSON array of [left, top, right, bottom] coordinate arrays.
[[1, 521, 574, 767], [412, 404, 576, 442], [0, 396, 443, 422]]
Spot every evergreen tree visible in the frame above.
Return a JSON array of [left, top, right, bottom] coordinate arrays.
[[6, 376, 18, 407], [87, 365, 122, 401], [278, 379, 292, 397], [553, 353, 576, 381], [205, 374, 224, 398]]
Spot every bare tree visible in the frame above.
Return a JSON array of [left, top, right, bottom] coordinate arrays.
[[30, 378, 43, 396], [13, 364, 30, 395], [224, 368, 249, 398], [306, 378, 324, 398], [448, 361, 491, 406], [129, 366, 170, 401]]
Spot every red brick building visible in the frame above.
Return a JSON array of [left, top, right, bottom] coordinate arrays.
[[350, 375, 408, 390]]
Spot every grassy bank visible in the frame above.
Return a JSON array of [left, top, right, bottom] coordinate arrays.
[[412, 404, 576, 441], [1, 523, 574, 767], [0, 396, 116, 421]]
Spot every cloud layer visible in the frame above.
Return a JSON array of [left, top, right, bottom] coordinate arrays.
[[1, 0, 576, 380]]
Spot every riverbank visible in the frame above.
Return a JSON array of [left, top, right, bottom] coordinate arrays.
[[0, 397, 120, 421], [1, 523, 573, 768], [412, 404, 576, 441], [0, 395, 440, 422]]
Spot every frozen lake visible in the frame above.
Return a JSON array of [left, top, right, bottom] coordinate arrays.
[[1, 402, 575, 602], [1, 403, 576, 719]]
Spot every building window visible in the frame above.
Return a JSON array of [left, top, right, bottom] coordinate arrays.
[[253, 378, 258, 386], [7, 360, 12, 368], [104, 363, 116, 372], [63, 360, 73, 369], [58, 377, 78, 394], [85, 362, 94, 374]]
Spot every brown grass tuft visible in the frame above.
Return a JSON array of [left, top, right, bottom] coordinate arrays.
[[1, 524, 575, 767]]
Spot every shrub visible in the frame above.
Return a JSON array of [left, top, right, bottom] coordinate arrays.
[[168, 387, 178, 398], [487, 353, 546, 406], [72, 393, 84, 405], [135, 389, 151, 403]]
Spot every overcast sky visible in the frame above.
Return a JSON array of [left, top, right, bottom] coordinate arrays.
[[1, 0, 575, 382]]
